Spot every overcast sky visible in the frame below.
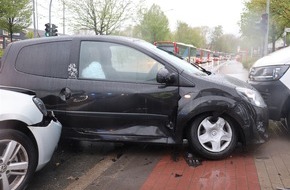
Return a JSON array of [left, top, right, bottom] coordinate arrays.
[[35, 0, 245, 36], [145, 0, 245, 35]]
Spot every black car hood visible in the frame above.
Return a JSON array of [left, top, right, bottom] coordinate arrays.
[[207, 74, 253, 90]]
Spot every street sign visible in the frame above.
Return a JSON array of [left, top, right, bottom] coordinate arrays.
[[285, 28, 290, 33]]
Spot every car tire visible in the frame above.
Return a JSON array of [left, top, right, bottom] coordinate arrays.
[[286, 112, 290, 128], [0, 129, 37, 190], [187, 114, 237, 160]]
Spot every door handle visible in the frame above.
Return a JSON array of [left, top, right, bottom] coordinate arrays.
[[59, 87, 72, 101]]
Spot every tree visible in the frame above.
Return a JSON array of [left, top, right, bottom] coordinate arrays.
[[25, 31, 34, 39], [67, 0, 138, 35], [136, 4, 170, 43], [240, 0, 290, 52], [0, 0, 32, 42], [216, 34, 239, 53], [174, 22, 207, 48], [210, 25, 223, 51]]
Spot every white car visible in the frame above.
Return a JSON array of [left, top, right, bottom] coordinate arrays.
[[249, 46, 290, 126], [0, 86, 62, 190]]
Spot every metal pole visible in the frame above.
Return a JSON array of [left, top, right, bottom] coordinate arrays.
[[264, 0, 270, 55], [49, 0, 52, 35], [32, 0, 36, 38], [36, 0, 39, 36], [63, 1, 65, 35]]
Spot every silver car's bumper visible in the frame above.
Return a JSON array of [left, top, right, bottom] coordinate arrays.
[[28, 114, 62, 171]]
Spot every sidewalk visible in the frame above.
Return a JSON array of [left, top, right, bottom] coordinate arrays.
[[141, 122, 290, 190]]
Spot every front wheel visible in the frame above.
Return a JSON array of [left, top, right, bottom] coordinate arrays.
[[0, 129, 37, 190], [286, 112, 290, 129], [187, 114, 237, 160]]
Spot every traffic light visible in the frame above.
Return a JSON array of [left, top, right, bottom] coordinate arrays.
[[260, 13, 268, 33], [45, 23, 50, 37], [44, 23, 58, 37], [51, 24, 58, 36]]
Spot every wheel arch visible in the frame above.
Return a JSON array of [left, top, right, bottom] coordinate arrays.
[[0, 120, 39, 161], [181, 110, 246, 145], [281, 96, 290, 119]]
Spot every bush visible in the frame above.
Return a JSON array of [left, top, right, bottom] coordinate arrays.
[[0, 49, 4, 58], [242, 57, 259, 70]]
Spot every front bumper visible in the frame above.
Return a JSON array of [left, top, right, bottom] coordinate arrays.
[[232, 102, 269, 145], [249, 80, 290, 121], [28, 112, 62, 171], [250, 105, 269, 143]]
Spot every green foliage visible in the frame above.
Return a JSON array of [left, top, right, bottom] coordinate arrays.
[[136, 4, 170, 43], [240, 0, 290, 51], [173, 21, 207, 48], [242, 56, 259, 70], [25, 31, 34, 39], [212, 33, 240, 53], [0, 0, 32, 41], [210, 25, 223, 51], [0, 49, 3, 57]]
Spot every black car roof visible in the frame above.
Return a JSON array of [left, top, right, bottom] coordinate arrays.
[[10, 35, 143, 47]]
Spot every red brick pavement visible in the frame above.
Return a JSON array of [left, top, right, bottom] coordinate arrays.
[[141, 153, 260, 190]]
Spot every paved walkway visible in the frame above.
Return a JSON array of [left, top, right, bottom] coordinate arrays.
[[141, 147, 259, 190], [255, 138, 290, 189], [141, 122, 290, 190]]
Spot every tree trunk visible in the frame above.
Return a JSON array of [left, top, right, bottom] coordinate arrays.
[[9, 19, 13, 42], [271, 24, 276, 52], [10, 32, 13, 42]]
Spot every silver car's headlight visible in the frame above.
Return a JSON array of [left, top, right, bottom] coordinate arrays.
[[33, 97, 48, 116], [249, 65, 289, 81], [236, 87, 266, 108]]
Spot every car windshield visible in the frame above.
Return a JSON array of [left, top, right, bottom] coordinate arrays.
[[137, 40, 208, 77]]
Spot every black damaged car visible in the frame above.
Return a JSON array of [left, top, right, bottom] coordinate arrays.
[[0, 36, 268, 159]]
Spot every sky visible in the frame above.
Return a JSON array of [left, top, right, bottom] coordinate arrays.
[[34, 0, 245, 36], [145, 0, 245, 35]]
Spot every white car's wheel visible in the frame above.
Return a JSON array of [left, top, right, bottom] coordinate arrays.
[[188, 114, 237, 160], [0, 129, 37, 190], [287, 112, 290, 129]]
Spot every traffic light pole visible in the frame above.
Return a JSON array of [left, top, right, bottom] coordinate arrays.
[[263, 0, 270, 56], [49, 0, 52, 36]]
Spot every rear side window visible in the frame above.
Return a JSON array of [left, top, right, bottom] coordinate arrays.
[[16, 41, 71, 78]]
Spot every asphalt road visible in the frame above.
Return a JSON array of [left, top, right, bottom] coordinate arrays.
[[27, 140, 173, 190], [27, 60, 252, 190]]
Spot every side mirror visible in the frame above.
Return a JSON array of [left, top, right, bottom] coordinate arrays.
[[156, 68, 176, 84]]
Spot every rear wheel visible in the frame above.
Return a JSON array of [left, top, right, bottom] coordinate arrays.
[[188, 114, 237, 160], [0, 129, 37, 190]]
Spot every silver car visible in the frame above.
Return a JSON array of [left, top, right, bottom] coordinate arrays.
[[0, 86, 62, 190]]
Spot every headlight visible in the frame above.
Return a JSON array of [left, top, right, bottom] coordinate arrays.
[[249, 65, 289, 81], [236, 87, 266, 108], [33, 97, 48, 116]]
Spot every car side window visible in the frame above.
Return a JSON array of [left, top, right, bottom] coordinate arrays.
[[15, 41, 71, 78], [79, 41, 106, 80], [79, 41, 164, 83]]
